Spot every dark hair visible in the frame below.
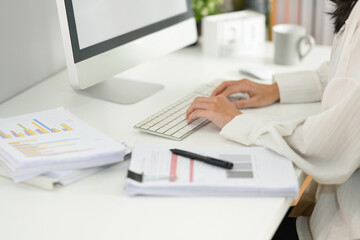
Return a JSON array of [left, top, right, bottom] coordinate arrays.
[[330, 0, 358, 33]]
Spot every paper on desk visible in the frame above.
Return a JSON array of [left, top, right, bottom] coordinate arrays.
[[126, 143, 299, 198], [42, 166, 110, 187], [0, 107, 127, 182], [0, 165, 111, 190]]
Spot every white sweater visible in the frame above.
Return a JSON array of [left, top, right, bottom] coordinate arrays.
[[220, 2, 360, 240]]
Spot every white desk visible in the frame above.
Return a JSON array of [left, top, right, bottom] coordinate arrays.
[[0, 43, 330, 240]]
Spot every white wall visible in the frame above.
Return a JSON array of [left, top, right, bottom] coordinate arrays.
[[0, 0, 66, 103]]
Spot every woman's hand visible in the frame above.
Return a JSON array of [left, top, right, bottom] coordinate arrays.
[[186, 95, 241, 129], [211, 79, 280, 109], [185, 80, 280, 128]]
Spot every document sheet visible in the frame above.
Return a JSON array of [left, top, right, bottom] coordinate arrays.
[[0, 107, 126, 182], [126, 143, 299, 198], [0, 165, 110, 190]]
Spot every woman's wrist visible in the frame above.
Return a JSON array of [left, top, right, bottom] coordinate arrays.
[[271, 83, 280, 102]]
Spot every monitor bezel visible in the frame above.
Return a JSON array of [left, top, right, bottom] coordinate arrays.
[[64, 0, 193, 63]]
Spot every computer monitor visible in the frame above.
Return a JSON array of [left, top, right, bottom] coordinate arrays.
[[56, 0, 197, 104]]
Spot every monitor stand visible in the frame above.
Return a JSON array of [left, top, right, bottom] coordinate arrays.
[[76, 77, 163, 104]]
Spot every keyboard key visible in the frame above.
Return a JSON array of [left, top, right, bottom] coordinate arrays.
[[191, 117, 208, 125], [156, 126, 169, 134], [175, 120, 189, 129], [149, 124, 162, 131], [172, 131, 186, 138], [141, 123, 154, 130], [177, 125, 197, 134], [162, 119, 186, 134], [164, 128, 179, 136], [135, 122, 144, 128]]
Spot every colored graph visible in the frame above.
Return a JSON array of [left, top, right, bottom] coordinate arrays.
[[0, 119, 73, 139], [8, 138, 93, 157]]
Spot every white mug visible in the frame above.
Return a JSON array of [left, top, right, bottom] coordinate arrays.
[[273, 24, 315, 65]]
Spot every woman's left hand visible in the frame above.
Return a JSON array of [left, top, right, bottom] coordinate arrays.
[[186, 95, 242, 129]]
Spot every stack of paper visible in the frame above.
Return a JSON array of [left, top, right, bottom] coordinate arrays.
[[0, 108, 127, 183], [126, 143, 299, 198], [0, 164, 111, 190]]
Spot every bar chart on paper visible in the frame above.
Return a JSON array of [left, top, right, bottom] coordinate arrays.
[[7, 138, 95, 158], [0, 108, 111, 159], [0, 108, 127, 182], [0, 118, 73, 139]]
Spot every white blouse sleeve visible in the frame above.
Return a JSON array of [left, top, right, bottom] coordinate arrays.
[[274, 62, 329, 103], [220, 79, 360, 185]]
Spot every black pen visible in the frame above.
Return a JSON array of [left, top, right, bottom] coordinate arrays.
[[170, 148, 233, 170]]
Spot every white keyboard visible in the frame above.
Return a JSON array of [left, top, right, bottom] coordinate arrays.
[[134, 80, 223, 141]]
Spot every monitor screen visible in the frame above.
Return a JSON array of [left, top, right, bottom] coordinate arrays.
[[65, 0, 192, 63]]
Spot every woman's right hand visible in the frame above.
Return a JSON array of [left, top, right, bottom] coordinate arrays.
[[211, 79, 280, 109]]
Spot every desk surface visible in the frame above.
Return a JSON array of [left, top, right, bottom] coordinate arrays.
[[0, 43, 331, 240]]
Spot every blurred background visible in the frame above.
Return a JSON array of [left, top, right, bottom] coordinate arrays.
[[192, 0, 334, 45]]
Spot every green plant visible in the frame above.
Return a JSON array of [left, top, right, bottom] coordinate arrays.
[[192, 0, 224, 23]]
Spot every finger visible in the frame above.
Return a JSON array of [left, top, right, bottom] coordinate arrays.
[[186, 101, 210, 118], [187, 110, 211, 123], [220, 82, 252, 97], [192, 96, 211, 103], [186, 96, 211, 118], [232, 98, 258, 109], [211, 81, 234, 96], [219, 87, 245, 98]]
